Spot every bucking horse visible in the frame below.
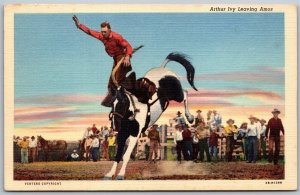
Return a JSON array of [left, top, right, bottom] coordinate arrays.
[[104, 52, 197, 180]]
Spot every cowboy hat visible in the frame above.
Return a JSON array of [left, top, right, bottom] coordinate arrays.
[[177, 111, 182, 115], [152, 124, 159, 127], [248, 115, 256, 119], [260, 119, 266, 123], [272, 108, 281, 114], [226, 119, 235, 124], [196, 110, 202, 113]]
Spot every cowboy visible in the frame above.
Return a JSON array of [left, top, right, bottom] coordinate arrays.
[[224, 119, 237, 162], [91, 124, 98, 134], [173, 111, 186, 127], [212, 110, 222, 129], [197, 123, 211, 162], [174, 124, 184, 163], [194, 109, 204, 127], [266, 108, 284, 165], [147, 124, 161, 163], [73, 15, 133, 107], [71, 150, 80, 161], [247, 115, 259, 163], [18, 136, 30, 164], [29, 136, 37, 162]]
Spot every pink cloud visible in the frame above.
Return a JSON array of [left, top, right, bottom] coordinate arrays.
[[15, 94, 104, 105]]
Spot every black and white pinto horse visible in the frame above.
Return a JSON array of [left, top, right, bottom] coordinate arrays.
[[104, 53, 197, 180]]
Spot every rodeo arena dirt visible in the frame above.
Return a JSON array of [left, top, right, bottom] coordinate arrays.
[[13, 109, 285, 180]]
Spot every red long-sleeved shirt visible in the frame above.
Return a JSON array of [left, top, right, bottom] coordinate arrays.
[[78, 24, 133, 58], [266, 117, 284, 138]]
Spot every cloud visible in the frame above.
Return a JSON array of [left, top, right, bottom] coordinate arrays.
[[15, 94, 104, 105], [181, 65, 284, 84]]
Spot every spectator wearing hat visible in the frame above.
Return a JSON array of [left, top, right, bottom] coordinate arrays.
[[266, 108, 284, 165], [182, 125, 193, 161], [224, 119, 237, 162], [196, 123, 211, 162], [71, 150, 80, 161], [174, 124, 184, 162], [212, 110, 222, 129], [147, 124, 161, 163], [173, 111, 186, 127], [91, 135, 100, 162], [29, 136, 37, 163], [194, 110, 205, 127], [254, 117, 262, 160], [18, 136, 30, 164], [247, 115, 259, 163], [260, 119, 267, 159], [237, 122, 248, 160]]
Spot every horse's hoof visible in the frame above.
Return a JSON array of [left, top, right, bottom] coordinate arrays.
[[115, 175, 125, 180], [102, 176, 113, 180]]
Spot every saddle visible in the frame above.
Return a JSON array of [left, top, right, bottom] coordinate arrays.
[[121, 72, 157, 104]]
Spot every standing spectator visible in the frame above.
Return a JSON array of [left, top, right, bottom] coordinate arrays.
[[29, 136, 37, 163], [174, 124, 184, 163], [173, 111, 186, 126], [254, 117, 262, 160], [194, 110, 204, 127], [192, 132, 199, 162], [182, 125, 193, 161], [266, 108, 285, 165], [102, 136, 109, 160], [206, 110, 214, 129], [197, 124, 211, 162], [260, 119, 267, 159], [71, 150, 80, 161], [91, 135, 100, 162], [209, 126, 220, 161], [13, 136, 21, 162], [83, 127, 93, 139], [84, 135, 93, 161], [108, 133, 116, 160], [101, 126, 110, 140], [91, 124, 98, 134], [224, 119, 237, 162], [237, 122, 248, 161], [147, 124, 161, 163], [247, 115, 259, 163], [212, 110, 222, 129], [18, 136, 29, 164]]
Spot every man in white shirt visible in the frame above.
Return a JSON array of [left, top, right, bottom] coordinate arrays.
[[91, 135, 100, 162], [71, 149, 80, 161], [29, 136, 37, 162], [247, 115, 259, 163], [83, 127, 93, 139], [174, 124, 184, 162]]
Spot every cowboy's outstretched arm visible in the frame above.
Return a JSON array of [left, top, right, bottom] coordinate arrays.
[[72, 15, 103, 40]]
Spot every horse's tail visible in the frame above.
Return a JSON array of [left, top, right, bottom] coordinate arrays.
[[160, 52, 198, 91]]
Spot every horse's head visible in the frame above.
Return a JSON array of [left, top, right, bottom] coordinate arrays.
[[109, 87, 130, 131]]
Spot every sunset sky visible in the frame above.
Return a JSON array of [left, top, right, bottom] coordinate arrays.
[[14, 13, 285, 141]]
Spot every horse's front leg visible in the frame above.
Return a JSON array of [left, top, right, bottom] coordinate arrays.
[[115, 135, 139, 180], [103, 161, 118, 180]]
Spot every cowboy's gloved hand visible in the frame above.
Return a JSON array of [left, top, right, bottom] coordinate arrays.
[[123, 55, 131, 67], [72, 15, 80, 28]]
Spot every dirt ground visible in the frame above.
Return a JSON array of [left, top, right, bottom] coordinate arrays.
[[14, 161, 284, 180]]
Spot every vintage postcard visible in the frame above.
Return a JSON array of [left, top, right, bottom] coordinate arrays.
[[4, 4, 297, 191]]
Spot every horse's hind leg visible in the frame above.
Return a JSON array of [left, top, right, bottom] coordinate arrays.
[[183, 90, 194, 124], [115, 135, 139, 180]]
